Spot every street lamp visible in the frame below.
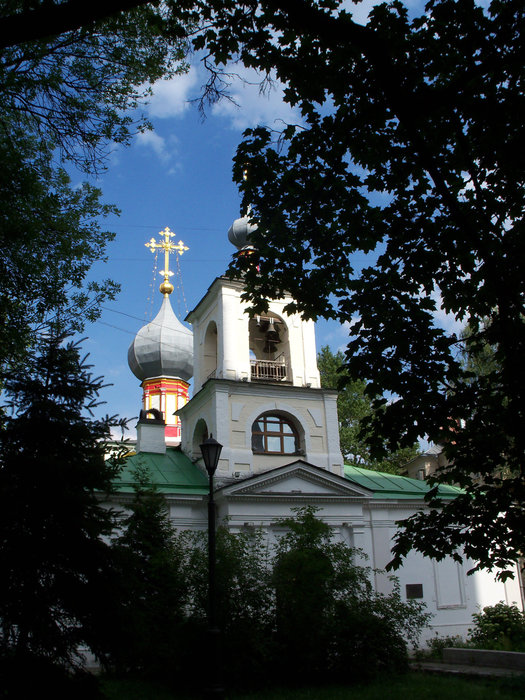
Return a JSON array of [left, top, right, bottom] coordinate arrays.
[[200, 435, 224, 698]]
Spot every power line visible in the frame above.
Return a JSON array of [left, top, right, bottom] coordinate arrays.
[[100, 304, 191, 327], [104, 224, 223, 231], [107, 257, 225, 263], [101, 305, 158, 324], [97, 320, 137, 336]]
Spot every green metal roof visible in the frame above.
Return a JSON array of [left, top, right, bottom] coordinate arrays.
[[344, 464, 462, 500], [114, 448, 209, 495]]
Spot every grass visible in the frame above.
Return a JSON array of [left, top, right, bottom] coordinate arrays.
[[100, 672, 525, 700]]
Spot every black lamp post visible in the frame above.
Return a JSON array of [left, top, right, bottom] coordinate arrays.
[[200, 435, 224, 698]]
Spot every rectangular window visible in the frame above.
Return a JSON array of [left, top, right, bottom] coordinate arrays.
[[283, 435, 296, 452], [266, 436, 281, 452], [406, 584, 424, 599], [433, 558, 465, 608]]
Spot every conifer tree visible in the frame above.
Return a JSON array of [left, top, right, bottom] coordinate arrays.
[[0, 333, 126, 688], [105, 464, 188, 677]]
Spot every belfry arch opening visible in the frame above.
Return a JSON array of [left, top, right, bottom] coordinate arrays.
[[202, 321, 218, 381], [192, 418, 209, 458], [248, 312, 290, 382]]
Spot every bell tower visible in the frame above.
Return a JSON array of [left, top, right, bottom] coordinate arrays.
[[189, 278, 321, 394], [177, 214, 343, 478]]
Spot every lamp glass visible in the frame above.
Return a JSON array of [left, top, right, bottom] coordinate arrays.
[[200, 436, 223, 476]]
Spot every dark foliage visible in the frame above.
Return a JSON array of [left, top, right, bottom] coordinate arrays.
[[0, 1, 187, 171], [0, 653, 103, 700], [150, 507, 431, 690], [318, 346, 418, 472], [102, 464, 189, 677], [168, 0, 524, 577], [1, 0, 522, 581], [0, 124, 119, 377], [0, 335, 127, 672], [269, 507, 429, 685], [0, 0, 188, 377], [179, 525, 274, 689]]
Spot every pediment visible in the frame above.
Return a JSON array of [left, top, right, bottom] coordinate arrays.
[[218, 460, 373, 500]]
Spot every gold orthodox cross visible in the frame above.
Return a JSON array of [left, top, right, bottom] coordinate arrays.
[[145, 227, 189, 295]]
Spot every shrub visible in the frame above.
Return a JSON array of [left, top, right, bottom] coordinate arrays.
[[177, 525, 275, 689], [111, 505, 431, 690], [426, 633, 468, 658], [0, 653, 102, 699], [270, 506, 431, 684], [468, 602, 525, 652]]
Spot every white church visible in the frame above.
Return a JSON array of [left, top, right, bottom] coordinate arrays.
[[117, 214, 523, 644]]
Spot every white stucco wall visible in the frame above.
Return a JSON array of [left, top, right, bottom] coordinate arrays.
[[360, 500, 524, 644], [177, 379, 343, 477], [109, 461, 523, 649]]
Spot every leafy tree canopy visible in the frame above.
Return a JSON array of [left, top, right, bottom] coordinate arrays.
[[0, 125, 120, 375], [318, 345, 418, 472], [176, 0, 523, 576], [4, 0, 523, 574], [0, 0, 188, 375], [0, 0, 187, 171]]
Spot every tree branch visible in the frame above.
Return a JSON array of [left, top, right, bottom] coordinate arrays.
[[0, 0, 151, 50]]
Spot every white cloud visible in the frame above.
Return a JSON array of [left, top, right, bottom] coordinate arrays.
[[210, 64, 302, 131], [136, 130, 169, 161], [146, 67, 199, 118], [109, 425, 136, 441], [316, 318, 358, 354], [135, 130, 180, 170], [145, 61, 300, 132], [432, 306, 465, 337]]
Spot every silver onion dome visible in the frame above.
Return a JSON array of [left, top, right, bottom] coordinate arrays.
[[227, 213, 258, 250], [128, 294, 193, 382]]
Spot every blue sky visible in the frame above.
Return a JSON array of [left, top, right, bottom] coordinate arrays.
[[84, 56, 352, 433], [82, 0, 463, 436]]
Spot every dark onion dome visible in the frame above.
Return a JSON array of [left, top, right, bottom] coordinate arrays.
[[128, 294, 193, 382], [227, 213, 257, 250]]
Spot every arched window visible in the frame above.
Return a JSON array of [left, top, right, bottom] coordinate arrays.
[[252, 413, 299, 455]]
